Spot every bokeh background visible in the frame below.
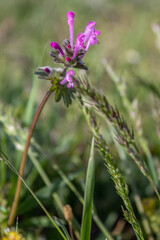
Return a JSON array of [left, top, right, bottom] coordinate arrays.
[[1, 0, 160, 239]]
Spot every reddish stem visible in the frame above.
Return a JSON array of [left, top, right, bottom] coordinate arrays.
[[8, 86, 53, 226]]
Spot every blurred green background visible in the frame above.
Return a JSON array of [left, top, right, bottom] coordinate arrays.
[[1, 0, 160, 239]]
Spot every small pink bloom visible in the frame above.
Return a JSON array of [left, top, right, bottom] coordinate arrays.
[[67, 11, 75, 48], [51, 42, 64, 56], [84, 21, 96, 42], [60, 70, 75, 88], [68, 44, 71, 49], [73, 33, 85, 59]]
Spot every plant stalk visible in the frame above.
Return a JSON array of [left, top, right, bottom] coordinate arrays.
[[8, 85, 53, 226], [69, 222, 75, 240]]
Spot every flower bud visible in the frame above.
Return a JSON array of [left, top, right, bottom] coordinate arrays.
[[67, 11, 75, 48], [51, 42, 64, 56], [63, 204, 73, 223]]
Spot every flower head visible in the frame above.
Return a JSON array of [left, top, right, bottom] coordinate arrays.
[[72, 18, 101, 59], [2, 231, 25, 240], [36, 11, 101, 107], [49, 11, 100, 67]]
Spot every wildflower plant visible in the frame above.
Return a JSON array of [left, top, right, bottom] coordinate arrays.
[[35, 11, 101, 107], [3, 9, 159, 240], [8, 10, 101, 232]]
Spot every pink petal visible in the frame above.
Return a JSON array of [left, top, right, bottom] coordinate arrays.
[[67, 11, 75, 47], [95, 30, 101, 36], [86, 35, 99, 51], [73, 33, 85, 59]]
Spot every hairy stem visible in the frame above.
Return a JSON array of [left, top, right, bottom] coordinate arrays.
[[8, 85, 53, 226]]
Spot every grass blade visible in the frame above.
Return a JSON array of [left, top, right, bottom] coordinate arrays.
[[53, 164, 114, 240], [54, 216, 72, 240], [80, 137, 95, 240]]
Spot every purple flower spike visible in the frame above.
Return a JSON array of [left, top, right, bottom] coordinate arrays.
[[86, 35, 99, 51], [84, 21, 96, 42], [67, 11, 75, 48], [51, 42, 64, 56], [73, 33, 85, 59], [60, 70, 75, 88]]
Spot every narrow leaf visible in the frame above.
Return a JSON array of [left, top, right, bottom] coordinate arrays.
[[54, 216, 72, 240], [81, 137, 95, 240]]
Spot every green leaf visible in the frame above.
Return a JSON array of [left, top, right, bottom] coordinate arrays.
[[55, 89, 62, 102], [34, 71, 48, 76], [80, 137, 95, 240], [50, 85, 58, 93], [62, 92, 72, 108]]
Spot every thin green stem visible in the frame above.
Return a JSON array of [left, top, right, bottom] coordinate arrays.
[[8, 85, 53, 226]]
